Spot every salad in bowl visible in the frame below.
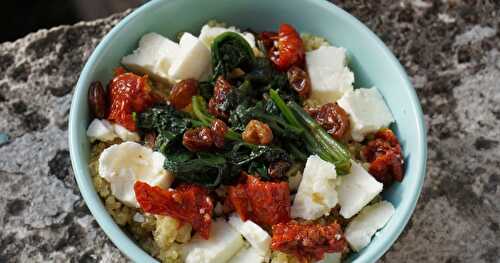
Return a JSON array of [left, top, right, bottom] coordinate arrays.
[[85, 21, 405, 263]]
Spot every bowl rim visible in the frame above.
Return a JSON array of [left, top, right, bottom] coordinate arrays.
[[69, 0, 427, 262]]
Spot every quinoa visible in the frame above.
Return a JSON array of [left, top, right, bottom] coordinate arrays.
[[301, 33, 331, 51], [271, 251, 301, 263], [89, 142, 189, 263]]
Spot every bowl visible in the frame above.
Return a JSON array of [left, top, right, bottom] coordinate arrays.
[[69, 0, 427, 262]]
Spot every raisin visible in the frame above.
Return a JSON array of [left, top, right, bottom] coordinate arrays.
[[268, 161, 291, 178], [182, 127, 214, 152], [144, 132, 156, 149], [287, 66, 311, 98], [210, 119, 228, 149], [208, 76, 232, 119], [242, 120, 273, 145], [169, 79, 198, 110], [88, 81, 107, 118], [307, 103, 350, 140]]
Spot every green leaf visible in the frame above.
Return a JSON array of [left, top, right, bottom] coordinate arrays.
[[211, 32, 256, 79]]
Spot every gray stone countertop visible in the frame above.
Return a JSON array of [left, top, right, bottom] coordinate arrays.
[[0, 1, 499, 262]]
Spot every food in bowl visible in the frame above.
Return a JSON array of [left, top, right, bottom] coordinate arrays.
[[86, 21, 405, 263]]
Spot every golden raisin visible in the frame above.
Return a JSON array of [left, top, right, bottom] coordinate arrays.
[[267, 161, 291, 178], [242, 120, 273, 145], [210, 119, 228, 149], [88, 81, 108, 118], [287, 66, 311, 98], [169, 79, 199, 110], [182, 127, 214, 152]]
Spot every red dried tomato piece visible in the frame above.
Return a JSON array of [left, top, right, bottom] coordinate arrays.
[[227, 183, 250, 221], [307, 103, 350, 140], [208, 76, 232, 120], [271, 221, 348, 262], [268, 24, 305, 71], [362, 128, 404, 186], [134, 181, 214, 239], [108, 72, 155, 131], [226, 175, 291, 226]]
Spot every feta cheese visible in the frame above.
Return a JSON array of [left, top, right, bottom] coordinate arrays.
[[183, 218, 245, 263], [318, 252, 342, 263], [337, 88, 394, 141], [306, 46, 354, 104], [291, 155, 338, 220], [199, 24, 256, 48], [168, 32, 211, 81], [112, 123, 140, 142], [87, 119, 117, 142], [228, 215, 271, 257], [345, 201, 395, 251], [229, 245, 267, 263], [98, 142, 173, 207], [337, 161, 383, 218], [121, 32, 180, 83]]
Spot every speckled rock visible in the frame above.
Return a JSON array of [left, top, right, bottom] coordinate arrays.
[[0, 1, 499, 262]]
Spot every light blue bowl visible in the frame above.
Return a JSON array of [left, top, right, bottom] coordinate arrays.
[[69, 0, 427, 262]]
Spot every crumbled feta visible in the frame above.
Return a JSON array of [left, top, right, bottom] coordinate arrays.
[[228, 214, 271, 257], [113, 123, 140, 142], [306, 46, 354, 104], [98, 142, 173, 207], [86, 119, 117, 142], [183, 218, 245, 263], [337, 88, 394, 141], [121, 32, 180, 83], [229, 245, 267, 263], [199, 24, 256, 48], [337, 161, 383, 218], [345, 201, 395, 251], [133, 212, 145, 223], [291, 155, 338, 220], [168, 32, 211, 81]]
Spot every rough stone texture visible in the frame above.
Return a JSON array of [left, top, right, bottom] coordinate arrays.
[[0, 1, 499, 262]]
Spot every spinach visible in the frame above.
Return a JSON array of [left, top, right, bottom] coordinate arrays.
[[211, 32, 256, 79], [137, 105, 191, 154]]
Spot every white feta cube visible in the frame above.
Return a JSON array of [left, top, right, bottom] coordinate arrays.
[[121, 32, 180, 83], [86, 119, 117, 142], [112, 123, 140, 142], [306, 46, 354, 104], [199, 24, 256, 49], [183, 218, 245, 263], [229, 245, 267, 263], [98, 142, 173, 207], [337, 161, 383, 218], [291, 155, 338, 220], [168, 32, 211, 81], [228, 215, 271, 257], [345, 201, 395, 251], [337, 87, 394, 141]]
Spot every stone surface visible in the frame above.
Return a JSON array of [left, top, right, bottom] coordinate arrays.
[[0, 1, 499, 262]]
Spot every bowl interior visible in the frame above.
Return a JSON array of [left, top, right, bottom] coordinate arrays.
[[69, 0, 426, 262]]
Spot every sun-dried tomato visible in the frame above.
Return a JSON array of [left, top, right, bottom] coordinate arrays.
[[271, 221, 348, 262], [169, 79, 199, 110], [210, 119, 228, 149], [242, 120, 273, 145], [134, 181, 213, 239], [362, 128, 404, 186], [226, 175, 291, 226], [208, 76, 232, 119], [268, 24, 305, 71], [108, 72, 155, 131], [182, 127, 214, 152], [287, 66, 311, 98], [227, 183, 250, 221], [267, 161, 291, 178], [306, 103, 350, 140], [258, 31, 278, 50]]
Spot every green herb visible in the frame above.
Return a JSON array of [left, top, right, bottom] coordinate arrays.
[[211, 32, 256, 79]]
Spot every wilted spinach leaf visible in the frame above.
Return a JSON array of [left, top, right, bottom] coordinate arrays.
[[211, 32, 255, 79]]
